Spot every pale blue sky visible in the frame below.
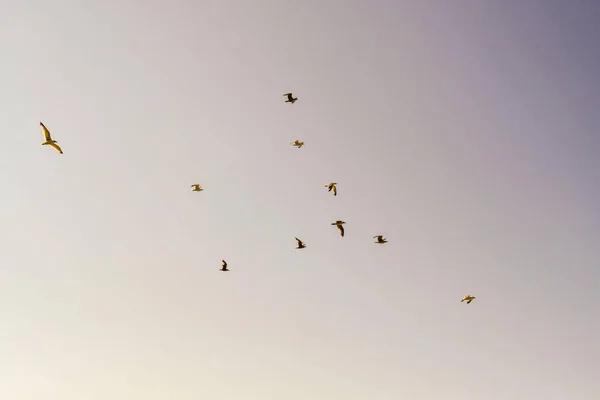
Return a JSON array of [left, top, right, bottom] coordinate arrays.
[[1, 1, 599, 399]]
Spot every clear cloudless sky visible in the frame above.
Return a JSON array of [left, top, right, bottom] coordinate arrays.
[[1, 1, 599, 399]]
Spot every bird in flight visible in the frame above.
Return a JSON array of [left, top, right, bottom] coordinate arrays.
[[295, 237, 306, 249], [332, 220, 346, 237], [461, 295, 475, 304], [291, 140, 304, 149], [220, 260, 229, 272], [283, 93, 297, 104], [373, 235, 388, 244], [191, 184, 203, 192], [40, 122, 63, 154], [325, 182, 337, 196]]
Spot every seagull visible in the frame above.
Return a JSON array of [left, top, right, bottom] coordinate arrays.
[[332, 220, 346, 237], [373, 235, 388, 244], [40, 122, 63, 154], [220, 260, 229, 272], [325, 182, 337, 196], [295, 237, 306, 249], [291, 140, 304, 148], [283, 93, 297, 104], [461, 295, 475, 304], [191, 184, 203, 192]]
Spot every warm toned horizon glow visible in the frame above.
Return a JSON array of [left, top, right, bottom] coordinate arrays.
[[1, 1, 598, 399]]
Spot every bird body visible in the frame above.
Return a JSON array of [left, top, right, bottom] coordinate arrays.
[[373, 235, 387, 244], [40, 122, 63, 154], [461, 295, 475, 304], [332, 220, 346, 237], [283, 92, 297, 104], [295, 237, 306, 249], [220, 260, 229, 271], [291, 140, 304, 148], [191, 184, 203, 192], [325, 182, 338, 196]]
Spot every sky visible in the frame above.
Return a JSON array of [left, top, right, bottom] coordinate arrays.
[[1, 0, 599, 399]]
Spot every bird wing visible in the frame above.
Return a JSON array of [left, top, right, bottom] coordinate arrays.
[[332, 185, 337, 196], [467, 299, 472, 304], [338, 224, 344, 237], [222, 260, 227, 267], [284, 93, 293, 101], [40, 122, 52, 141], [49, 142, 63, 154]]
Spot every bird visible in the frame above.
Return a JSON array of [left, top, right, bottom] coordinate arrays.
[[332, 220, 346, 237], [40, 122, 63, 154], [220, 260, 229, 272], [325, 182, 337, 196], [291, 140, 304, 148], [461, 295, 475, 304], [295, 237, 306, 249], [283, 93, 297, 104], [191, 184, 203, 192], [373, 235, 388, 244]]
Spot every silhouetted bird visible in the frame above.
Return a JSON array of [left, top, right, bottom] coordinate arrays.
[[332, 220, 346, 237], [283, 93, 297, 104], [325, 182, 337, 196], [373, 235, 388, 244], [220, 260, 229, 272], [295, 237, 306, 249]]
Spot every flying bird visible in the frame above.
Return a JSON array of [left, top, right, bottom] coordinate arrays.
[[291, 140, 304, 148], [40, 122, 63, 154], [325, 182, 337, 196], [191, 184, 203, 192], [332, 220, 346, 237], [220, 260, 229, 272], [295, 237, 306, 249], [461, 295, 475, 304], [373, 235, 388, 244], [283, 93, 297, 104]]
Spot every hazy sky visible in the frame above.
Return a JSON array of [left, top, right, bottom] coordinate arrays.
[[1, 1, 599, 399]]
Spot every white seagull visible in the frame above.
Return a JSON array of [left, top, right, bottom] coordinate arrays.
[[40, 122, 63, 154]]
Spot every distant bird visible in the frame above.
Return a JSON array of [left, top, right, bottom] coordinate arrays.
[[325, 182, 337, 196], [332, 220, 346, 237], [295, 237, 306, 249], [191, 184, 203, 192], [461, 295, 475, 304], [283, 92, 297, 104], [39, 122, 63, 154], [373, 235, 388, 244], [220, 260, 229, 272], [291, 140, 304, 148]]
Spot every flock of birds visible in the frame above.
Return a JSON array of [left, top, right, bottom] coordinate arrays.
[[37, 91, 476, 305]]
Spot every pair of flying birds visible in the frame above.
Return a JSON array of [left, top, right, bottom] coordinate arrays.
[[294, 232, 388, 248]]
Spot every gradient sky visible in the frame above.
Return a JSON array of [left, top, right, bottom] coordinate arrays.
[[1, 1, 599, 399]]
